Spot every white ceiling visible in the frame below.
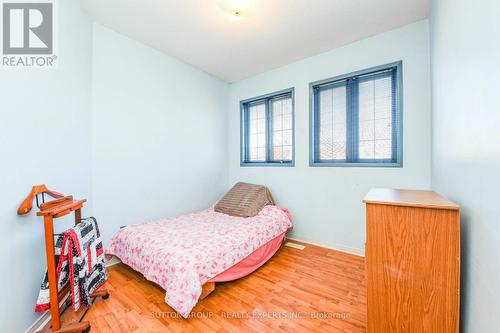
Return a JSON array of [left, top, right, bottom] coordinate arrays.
[[81, 0, 430, 83]]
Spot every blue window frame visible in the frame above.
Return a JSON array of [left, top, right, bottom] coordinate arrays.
[[241, 88, 295, 166], [310, 62, 403, 167]]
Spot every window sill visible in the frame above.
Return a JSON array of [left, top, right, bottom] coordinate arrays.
[[240, 161, 295, 167], [309, 161, 402, 168]]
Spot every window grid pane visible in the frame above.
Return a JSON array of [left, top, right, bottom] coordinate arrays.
[[271, 97, 293, 161], [248, 103, 266, 161], [358, 76, 393, 160], [318, 86, 347, 160]]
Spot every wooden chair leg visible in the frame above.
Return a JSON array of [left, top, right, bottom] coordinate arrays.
[[39, 320, 90, 333], [40, 289, 109, 332], [91, 288, 110, 299]]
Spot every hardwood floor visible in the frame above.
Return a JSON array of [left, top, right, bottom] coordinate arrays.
[[53, 241, 366, 333]]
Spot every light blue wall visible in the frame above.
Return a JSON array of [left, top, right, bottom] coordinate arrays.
[[91, 24, 230, 246], [227, 20, 432, 255], [8, 2, 493, 331], [0, 7, 229, 332], [430, 0, 500, 331], [0, 1, 93, 332]]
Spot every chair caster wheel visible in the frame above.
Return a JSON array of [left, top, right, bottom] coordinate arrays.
[[102, 293, 110, 300], [82, 327, 91, 333]]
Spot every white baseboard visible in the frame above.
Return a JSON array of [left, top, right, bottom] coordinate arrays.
[[286, 237, 365, 257], [105, 256, 121, 267], [24, 311, 51, 333]]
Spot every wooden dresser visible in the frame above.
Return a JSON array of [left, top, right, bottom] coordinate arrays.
[[364, 188, 460, 333]]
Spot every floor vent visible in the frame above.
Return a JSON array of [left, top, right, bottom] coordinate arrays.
[[285, 242, 306, 250]]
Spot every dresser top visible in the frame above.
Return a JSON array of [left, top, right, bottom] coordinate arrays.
[[363, 188, 459, 210]]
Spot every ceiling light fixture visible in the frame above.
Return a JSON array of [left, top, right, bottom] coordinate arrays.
[[216, 0, 251, 21]]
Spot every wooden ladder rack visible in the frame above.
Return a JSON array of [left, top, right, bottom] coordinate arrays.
[[19, 185, 109, 333]]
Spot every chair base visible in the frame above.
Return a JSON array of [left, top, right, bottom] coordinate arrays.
[[39, 320, 90, 333]]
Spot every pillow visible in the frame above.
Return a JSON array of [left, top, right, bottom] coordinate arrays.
[[214, 182, 275, 217]]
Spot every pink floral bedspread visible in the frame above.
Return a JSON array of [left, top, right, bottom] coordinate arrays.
[[106, 205, 292, 318]]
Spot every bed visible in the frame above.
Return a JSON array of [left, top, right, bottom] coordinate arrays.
[[106, 204, 292, 318]]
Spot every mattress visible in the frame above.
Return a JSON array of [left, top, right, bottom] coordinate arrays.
[[106, 205, 292, 318]]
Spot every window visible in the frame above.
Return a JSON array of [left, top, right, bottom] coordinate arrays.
[[310, 62, 402, 167], [241, 89, 294, 166]]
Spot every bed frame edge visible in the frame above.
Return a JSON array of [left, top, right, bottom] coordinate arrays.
[[200, 282, 215, 300]]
